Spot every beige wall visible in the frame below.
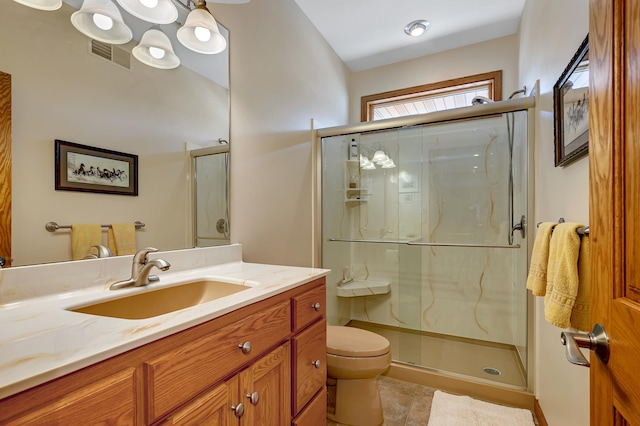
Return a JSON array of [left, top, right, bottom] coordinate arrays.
[[348, 35, 520, 122], [212, 0, 350, 267], [518, 0, 590, 425]]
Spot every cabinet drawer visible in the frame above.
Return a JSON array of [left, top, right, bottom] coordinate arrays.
[[292, 387, 327, 426], [292, 319, 326, 415], [292, 283, 325, 332], [145, 300, 291, 422], [5, 368, 137, 425]]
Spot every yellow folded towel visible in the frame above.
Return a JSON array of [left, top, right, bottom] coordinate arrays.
[[526, 222, 556, 296], [71, 224, 102, 260], [108, 223, 137, 255], [544, 222, 584, 329], [570, 236, 590, 331]]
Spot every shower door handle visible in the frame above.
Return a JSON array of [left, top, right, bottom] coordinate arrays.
[[560, 323, 610, 367]]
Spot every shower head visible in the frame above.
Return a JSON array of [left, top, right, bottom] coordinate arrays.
[[471, 96, 493, 105]]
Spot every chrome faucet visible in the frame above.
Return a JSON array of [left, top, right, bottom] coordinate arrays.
[[109, 247, 171, 290]]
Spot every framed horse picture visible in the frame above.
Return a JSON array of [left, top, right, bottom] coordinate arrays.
[[54, 139, 138, 196]]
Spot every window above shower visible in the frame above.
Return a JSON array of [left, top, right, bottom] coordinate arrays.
[[361, 70, 502, 121]]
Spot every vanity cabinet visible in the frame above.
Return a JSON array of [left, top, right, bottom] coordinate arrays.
[[0, 277, 327, 425]]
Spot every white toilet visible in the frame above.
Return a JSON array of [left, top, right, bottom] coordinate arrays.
[[326, 326, 391, 426]]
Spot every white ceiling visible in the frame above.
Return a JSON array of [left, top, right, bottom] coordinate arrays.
[[293, 0, 527, 72]]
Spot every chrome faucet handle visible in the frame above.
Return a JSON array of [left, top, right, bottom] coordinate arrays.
[[131, 247, 160, 277], [133, 247, 159, 264]]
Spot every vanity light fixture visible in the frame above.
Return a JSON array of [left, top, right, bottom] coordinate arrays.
[[71, 0, 133, 44], [12, 0, 62, 10], [115, 0, 178, 24], [404, 19, 430, 37], [176, 0, 227, 54], [132, 27, 181, 69], [15, 0, 229, 71]]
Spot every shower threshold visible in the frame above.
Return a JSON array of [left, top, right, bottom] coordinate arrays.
[[347, 320, 526, 388]]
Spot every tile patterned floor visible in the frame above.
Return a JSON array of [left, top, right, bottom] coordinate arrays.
[[328, 375, 539, 426], [328, 376, 436, 426]]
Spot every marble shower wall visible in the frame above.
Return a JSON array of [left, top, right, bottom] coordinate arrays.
[[322, 111, 528, 348]]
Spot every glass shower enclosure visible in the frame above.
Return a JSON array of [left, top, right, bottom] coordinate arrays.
[[318, 100, 532, 389]]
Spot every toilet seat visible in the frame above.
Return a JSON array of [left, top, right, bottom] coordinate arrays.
[[327, 326, 390, 357]]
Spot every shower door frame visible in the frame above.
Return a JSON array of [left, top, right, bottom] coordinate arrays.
[[312, 95, 537, 393]]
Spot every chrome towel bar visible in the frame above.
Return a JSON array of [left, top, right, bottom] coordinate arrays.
[[45, 221, 145, 232], [536, 217, 589, 236]]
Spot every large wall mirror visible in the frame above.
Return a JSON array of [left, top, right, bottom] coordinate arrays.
[[0, 1, 230, 266]]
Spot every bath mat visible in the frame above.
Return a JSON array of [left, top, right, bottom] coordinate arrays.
[[427, 390, 535, 426]]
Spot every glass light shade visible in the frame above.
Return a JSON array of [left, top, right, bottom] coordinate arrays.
[[381, 159, 396, 168], [362, 162, 376, 170], [12, 0, 62, 11], [372, 150, 387, 163], [177, 7, 227, 54], [71, 0, 133, 44], [132, 28, 180, 69], [115, 0, 178, 25]]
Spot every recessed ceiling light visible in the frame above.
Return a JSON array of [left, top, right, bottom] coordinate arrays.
[[404, 20, 430, 37]]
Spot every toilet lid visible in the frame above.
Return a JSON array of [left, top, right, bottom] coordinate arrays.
[[326, 326, 390, 357]]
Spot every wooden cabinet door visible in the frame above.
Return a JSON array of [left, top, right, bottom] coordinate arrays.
[[159, 377, 238, 426], [240, 343, 290, 426], [590, 0, 640, 424]]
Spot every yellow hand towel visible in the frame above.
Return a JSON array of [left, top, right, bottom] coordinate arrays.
[[526, 222, 556, 296], [544, 222, 583, 329], [71, 224, 102, 260], [108, 223, 137, 255], [570, 236, 590, 331]]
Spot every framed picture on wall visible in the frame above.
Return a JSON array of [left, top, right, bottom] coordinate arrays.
[[553, 35, 589, 167], [54, 139, 138, 196]]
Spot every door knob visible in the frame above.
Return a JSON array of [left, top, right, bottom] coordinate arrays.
[[560, 323, 610, 367]]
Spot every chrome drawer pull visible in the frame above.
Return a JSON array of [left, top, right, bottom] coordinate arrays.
[[312, 302, 321, 311], [247, 391, 260, 405], [311, 360, 321, 368], [231, 403, 245, 417], [238, 341, 252, 354]]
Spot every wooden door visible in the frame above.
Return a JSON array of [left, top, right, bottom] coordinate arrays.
[[590, 0, 640, 424], [0, 71, 11, 267]]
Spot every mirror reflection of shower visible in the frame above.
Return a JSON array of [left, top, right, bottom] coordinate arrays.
[[191, 144, 230, 246]]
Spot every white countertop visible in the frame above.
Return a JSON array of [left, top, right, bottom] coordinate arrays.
[[0, 245, 329, 400]]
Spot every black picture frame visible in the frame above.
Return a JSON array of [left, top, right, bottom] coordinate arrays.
[[554, 35, 589, 167], [55, 139, 138, 196]]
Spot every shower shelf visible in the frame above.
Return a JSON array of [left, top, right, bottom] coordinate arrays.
[[345, 188, 368, 204], [337, 280, 390, 298]]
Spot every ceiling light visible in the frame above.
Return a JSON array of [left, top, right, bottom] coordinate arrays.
[[132, 27, 180, 69], [177, 1, 227, 54], [116, 0, 178, 25], [11, 0, 62, 11], [404, 20, 430, 37], [71, 0, 133, 45]]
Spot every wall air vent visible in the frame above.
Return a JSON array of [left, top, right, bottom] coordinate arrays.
[[90, 40, 131, 71]]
